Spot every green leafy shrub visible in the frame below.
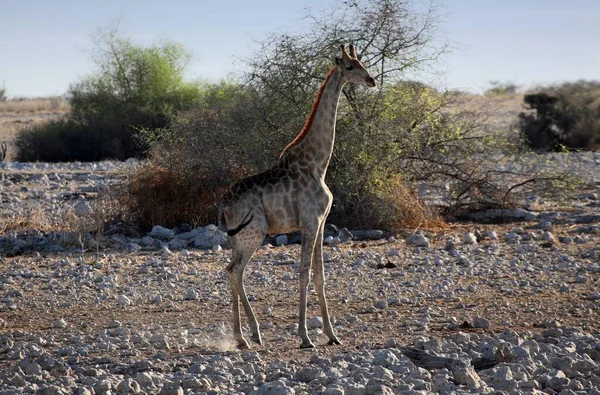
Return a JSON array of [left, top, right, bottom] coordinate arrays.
[[16, 28, 201, 162], [519, 80, 600, 151]]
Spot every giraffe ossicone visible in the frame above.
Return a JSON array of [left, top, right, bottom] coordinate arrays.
[[221, 44, 376, 349]]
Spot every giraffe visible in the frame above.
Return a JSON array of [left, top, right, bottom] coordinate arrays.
[[221, 44, 376, 349]]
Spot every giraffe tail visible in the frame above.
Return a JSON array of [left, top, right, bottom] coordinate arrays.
[[225, 209, 254, 237]]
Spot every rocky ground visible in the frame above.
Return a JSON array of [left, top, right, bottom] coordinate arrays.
[[0, 155, 599, 394]]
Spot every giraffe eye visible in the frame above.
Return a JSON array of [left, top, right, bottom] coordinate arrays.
[[345, 66, 354, 71]]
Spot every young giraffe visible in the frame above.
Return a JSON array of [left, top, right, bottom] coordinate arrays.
[[221, 45, 376, 349]]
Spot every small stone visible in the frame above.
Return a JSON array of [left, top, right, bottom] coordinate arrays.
[[118, 295, 132, 307], [473, 317, 490, 329], [108, 320, 121, 328], [160, 246, 173, 257], [275, 235, 288, 246], [375, 300, 388, 310], [73, 200, 93, 217], [185, 289, 198, 300], [575, 274, 588, 283], [307, 316, 323, 329], [148, 225, 175, 240], [504, 232, 521, 244], [324, 236, 339, 245], [445, 238, 457, 251], [463, 232, 477, 245], [295, 366, 325, 383], [159, 383, 184, 395], [386, 249, 400, 257], [338, 228, 353, 243], [542, 327, 563, 338], [542, 231, 556, 243], [457, 255, 473, 267], [407, 232, 430, 248], [117, 378, 141, 394], [24, 361, 43, 375], [168, 238, 188, 250], [53, 318, 67, 329]]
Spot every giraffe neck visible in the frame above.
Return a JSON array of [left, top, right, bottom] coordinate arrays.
[[280, 67, 345, 178]]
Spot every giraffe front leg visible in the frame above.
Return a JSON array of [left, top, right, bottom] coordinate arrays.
[[299, 228, 317, 348], [312, 221, 341, 345]]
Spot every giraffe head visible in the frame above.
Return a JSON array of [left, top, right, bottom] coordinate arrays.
[[335, 45, 377, 87]]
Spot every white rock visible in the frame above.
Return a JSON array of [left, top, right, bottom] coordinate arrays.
[[308, 316, 323, 329], [473, 317, 490, 329], [542, 231, 556, 243], [504, 232, 521, 244], [275, 235, 288, 246], [386, 249, 400, 257], [463, 232, 478, 245], [406, 232, 430, 248], [117, 378, 141, 394], [118, 295, 132, 307], [193, 225, 228, 249], [168, 238, 188, 250], [73, 200, 93, 217], [148, 225, 174, 240], [53, 318, 67, 328], [185, 289, 198, 300]]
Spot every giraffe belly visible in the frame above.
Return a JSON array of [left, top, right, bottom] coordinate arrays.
[[262, 194, 299, 235]]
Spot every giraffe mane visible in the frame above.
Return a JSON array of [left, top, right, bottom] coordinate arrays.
[[280, 67, 337, 159]]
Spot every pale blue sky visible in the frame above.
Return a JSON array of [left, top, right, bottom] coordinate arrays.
[[1, 0, 598, 97]]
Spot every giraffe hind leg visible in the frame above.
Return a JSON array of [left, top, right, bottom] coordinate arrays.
[[226, 249, 249, 349], [227, 218, 266, 348]]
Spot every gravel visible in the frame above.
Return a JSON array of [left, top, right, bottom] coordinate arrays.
[[0, 156, 599, 393]]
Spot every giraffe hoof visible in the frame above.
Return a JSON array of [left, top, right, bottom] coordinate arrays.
[[250, 334, 263, 346], [237, 340, 251, 350], [300, 340, 316, 349], [327, 338, 342, 346]]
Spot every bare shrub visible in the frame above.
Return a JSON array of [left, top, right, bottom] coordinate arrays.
[[119, 164, 227, 229]]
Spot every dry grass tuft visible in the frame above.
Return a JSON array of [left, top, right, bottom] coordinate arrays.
[[385, 178, 445, 230]]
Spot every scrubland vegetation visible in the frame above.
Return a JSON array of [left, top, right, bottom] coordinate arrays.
[[5, 0, 595, 231]]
